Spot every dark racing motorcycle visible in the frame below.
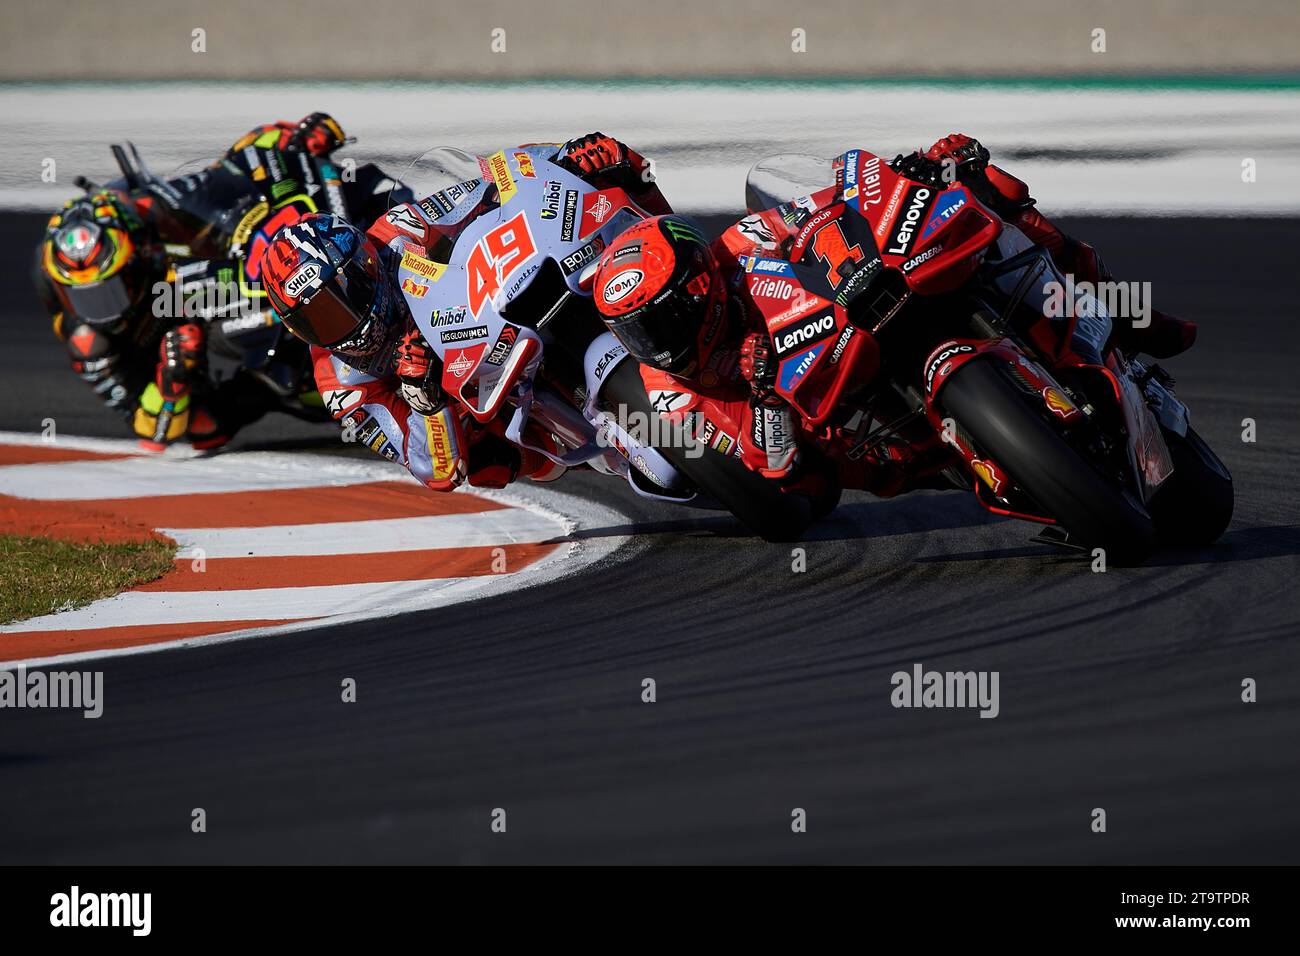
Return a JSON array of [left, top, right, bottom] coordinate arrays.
[[51, 140, 414, 436]]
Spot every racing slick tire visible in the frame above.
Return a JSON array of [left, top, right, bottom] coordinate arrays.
[[939, 357, 1156, 566], [602, 360, 814, 542], [1147, 426, 1234, 547]]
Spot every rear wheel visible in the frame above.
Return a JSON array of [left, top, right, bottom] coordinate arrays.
[[602, 361, 813, 542], [939, 357, 1155, 565], [1148, 426, 1233, 547]]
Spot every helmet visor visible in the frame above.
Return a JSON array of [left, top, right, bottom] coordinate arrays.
[[58, 275, 133, 326], [273, 253, 381, 353], [604, 290, 702, 375]]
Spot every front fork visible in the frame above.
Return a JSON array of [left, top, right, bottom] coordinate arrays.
[[919, 335, 1171, 515]]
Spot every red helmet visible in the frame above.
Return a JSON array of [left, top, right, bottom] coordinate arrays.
[[262, 213, 397, 357], [592, 215, 726, 378]]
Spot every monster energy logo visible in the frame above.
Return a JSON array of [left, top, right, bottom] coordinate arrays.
[[663, 218, 704, 244], [271, 180, 298, 200]]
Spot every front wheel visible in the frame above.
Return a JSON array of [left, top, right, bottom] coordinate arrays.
[[1148, 426, 1233, 547], [602, 361, 813, 542], [939, 357, 1156, 565]]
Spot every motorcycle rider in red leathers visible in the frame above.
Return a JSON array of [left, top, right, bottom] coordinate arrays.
[[592, 133, 1197, 496], [262, 134, 671, 492]]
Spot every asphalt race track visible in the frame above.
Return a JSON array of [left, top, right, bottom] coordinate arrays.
[[1, 211, 1297, 864]]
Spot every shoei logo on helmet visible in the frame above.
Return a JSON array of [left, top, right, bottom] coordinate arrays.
[[284, 262, 322, 300], [602, 269, 644, 305]]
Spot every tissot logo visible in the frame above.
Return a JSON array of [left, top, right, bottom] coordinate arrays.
[[773, 313, 836, 357], [885, 186, 931, 256]]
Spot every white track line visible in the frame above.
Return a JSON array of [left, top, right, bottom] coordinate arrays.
[[160, 509, 563, 558], [0, 432, 634, 667]]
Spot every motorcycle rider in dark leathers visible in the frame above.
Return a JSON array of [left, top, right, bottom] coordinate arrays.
[[33, 112, 411, 450]]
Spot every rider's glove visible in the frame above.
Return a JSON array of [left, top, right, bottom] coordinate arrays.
[[559, 132, 632, 177], [559, 132, 671, 214], [739, 331, 780, 403], [396, 326, 445, 417], [889, 151, 949, 188], [156, 323, 205, 399], [923, 133, 991, 176]]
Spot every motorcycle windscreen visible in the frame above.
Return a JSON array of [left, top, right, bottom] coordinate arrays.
[[745, 154, 835, 213], [390, 146, 485, 211]]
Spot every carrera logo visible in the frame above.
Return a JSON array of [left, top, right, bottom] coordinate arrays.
[[829, 326, 855, 364], [284, 262, 321, 299], [602, 269, 644, 304], [885, 186, 932, 256], [900, 244, 942, 274], [925, 342, 975, 392], [401, 276, 428, 298], [514, 151, 536, 178], [773, 312, 836, 358]]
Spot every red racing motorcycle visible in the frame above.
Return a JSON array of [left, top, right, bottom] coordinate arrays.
[[615, 149, 1233, 563]]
